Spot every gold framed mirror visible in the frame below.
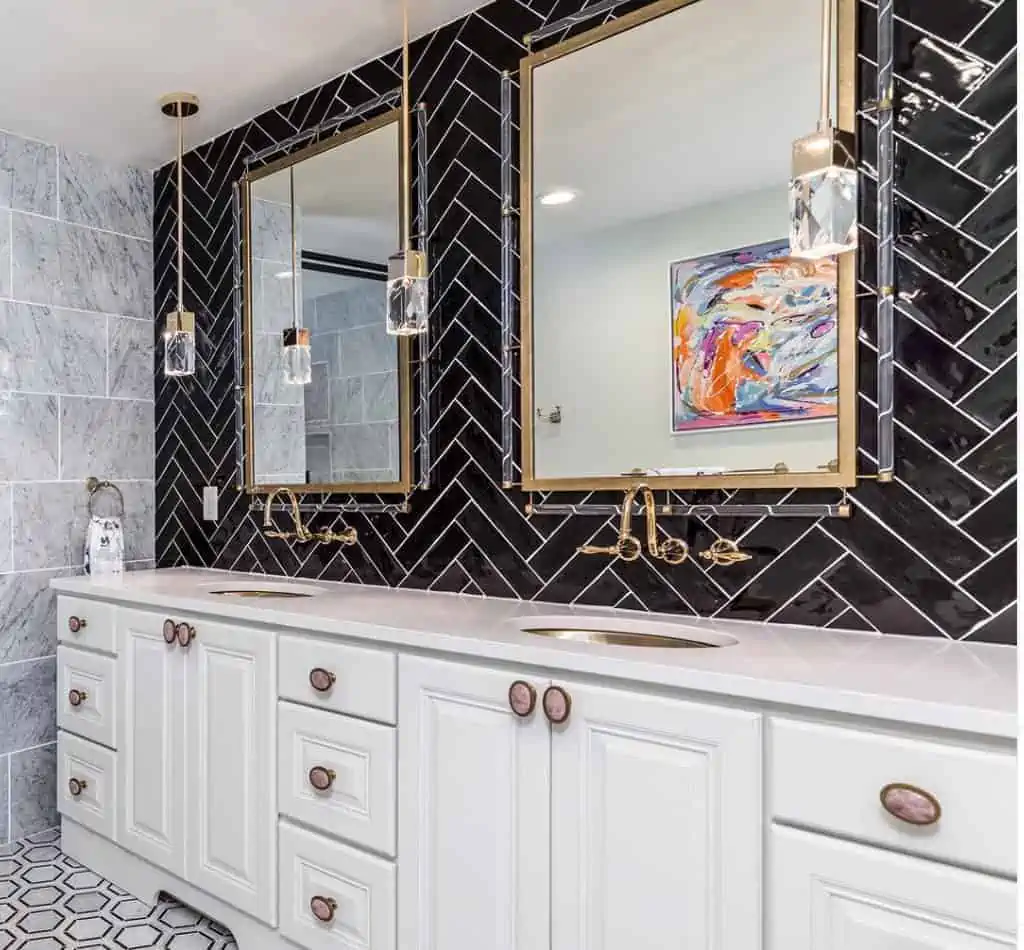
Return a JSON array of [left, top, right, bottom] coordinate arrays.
[[241, 110, 413, 494], [520, 0, 856, 491]]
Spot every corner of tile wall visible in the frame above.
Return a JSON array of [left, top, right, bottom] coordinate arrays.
[[0, 128, 155, 843]]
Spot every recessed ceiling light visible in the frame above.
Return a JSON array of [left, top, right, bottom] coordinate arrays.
[[539, 189, 577, 206]]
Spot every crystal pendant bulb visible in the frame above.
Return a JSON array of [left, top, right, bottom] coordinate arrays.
[[789, 127, 858, 259], [282, 327, 312, 386], [386, 250, 429, 336], [163, 310, 196, 377]]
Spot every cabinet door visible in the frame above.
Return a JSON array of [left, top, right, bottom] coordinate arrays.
[[770, 825, 1016, 948], [117, 608, 186, 877], [398, 656, 550, 950], [550, 681, 762, 950], [185, 617, 277, 925]]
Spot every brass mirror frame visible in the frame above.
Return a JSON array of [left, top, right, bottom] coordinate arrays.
[[519, 0, 857, 491], [240, 109, 413, 495]]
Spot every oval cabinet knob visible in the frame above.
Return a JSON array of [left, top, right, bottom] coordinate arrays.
[[542, 685, 572, 725], [880, 782, 941, 826], [68, 689, 88, 708], [308, 766, 336, 792], [68, 777, 88, 797], [309, 667, 336, 693], [310, 895, 337, 923], [508, 680, 537, 718], [68, 616, 87, 634], [175, 622, 196, 648], [163, 619, 177, 644]]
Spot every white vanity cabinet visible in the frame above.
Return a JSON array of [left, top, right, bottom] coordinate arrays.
[[397, 655, 762, 950]]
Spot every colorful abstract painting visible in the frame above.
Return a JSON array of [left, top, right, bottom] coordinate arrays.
[[670, 239, 838, 433]]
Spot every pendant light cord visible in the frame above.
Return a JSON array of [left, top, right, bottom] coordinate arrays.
[[819, 0, 833, 130], [289, 166, 299, 331], [402, 0, 412, 255], [176, 108, 184, 311]]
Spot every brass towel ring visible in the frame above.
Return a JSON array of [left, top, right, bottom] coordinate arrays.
[[86, 477, 125, 519]]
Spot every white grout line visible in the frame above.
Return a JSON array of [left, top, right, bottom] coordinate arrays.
[[764, 552, 848, 623], [960, 1, 1004, 44], [955, 105, 1017, 170], [9, 206, 153, 244], [955, 357, 1016, 407], [954, 229, 1017, 290], [894, 14, 998, 70], [955, 291, 1016, 347], [957, 42, 1018, 109], [960, 598, 1017, 640], [956, 536, 1017, 584], [891, 301, 995, 375]]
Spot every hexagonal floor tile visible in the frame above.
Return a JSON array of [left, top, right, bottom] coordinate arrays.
[[19, 866, 62, 885], [21, 846, 61, 865], [64, 869, 104, 891], [114, 923, 164, 948], [65, 915, 115, 943], [168, 933, 216, 950], [19, 887, 65, 908], [64, 890, 115, 914], [19, 937, 66, 950], [159, 904, 202, 930], [14, 909, 66, 935], [110, 898, 152, 922]]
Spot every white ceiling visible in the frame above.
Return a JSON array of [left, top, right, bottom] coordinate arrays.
[[0, 0, 484, 169], [533, 0, 825, 244]]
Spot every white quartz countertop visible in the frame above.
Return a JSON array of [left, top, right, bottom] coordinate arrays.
[[52, 568, 1016, 739]]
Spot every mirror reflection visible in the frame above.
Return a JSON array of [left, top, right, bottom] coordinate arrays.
[[525, 0, 852, 486], [245, 114, 410, 491]]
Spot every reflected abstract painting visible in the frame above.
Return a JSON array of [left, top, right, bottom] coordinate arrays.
[[670, 239, 838, 433]]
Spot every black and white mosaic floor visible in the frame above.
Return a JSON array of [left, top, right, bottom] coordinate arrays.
[[0, 831, 237, 949]]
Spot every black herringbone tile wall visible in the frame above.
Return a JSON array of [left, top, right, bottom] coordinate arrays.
[[154, 0, 1017, 643]]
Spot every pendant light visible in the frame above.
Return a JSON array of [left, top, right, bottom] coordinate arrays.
[[282, 165, 312, 385], [788, 0, 857, 259], [160, 93, 200, 376], [385, 0, 429, 336]]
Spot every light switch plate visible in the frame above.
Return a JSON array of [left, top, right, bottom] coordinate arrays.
[[202, 485, 218, 521]]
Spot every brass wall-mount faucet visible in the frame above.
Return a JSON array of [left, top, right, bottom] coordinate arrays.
[[263, 488, 358, 545], [578, 484, 688, 564]]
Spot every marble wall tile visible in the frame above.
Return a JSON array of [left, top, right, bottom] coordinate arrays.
[[59, 148, 152, 239], [304, 363, 330, 423], [314, 284, 384, 332], [11, 213, 153, 319], [108, 316, 154, 399], [338, 324, 396, 377], [256, 262, 295, 333], [0, 483, 10, 574], [0, 569, 62, 664], [117, 481, 155, 564], [0, 394, 58, 481], [253, 333, 303, 406], [12, 481, 89, 570], [363, 371, 399, 422], [0, 754, 8, 842], [0, 132, 56, 216], [251, 198, 293, 261], [253, 405, 306, 479], [10, 743, 57, 839], [331, 422, 391, 472], [0, 658, 56, 756], [0, 209, 10, 298], [331, 378, 363, 424], [60, 397, 154, 480], [0, 301, 106, 396]]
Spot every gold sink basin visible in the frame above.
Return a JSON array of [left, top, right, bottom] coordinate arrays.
[[209, 589, 314, 599], [202, 580, 326, 599], [517, 617, 737, 649]]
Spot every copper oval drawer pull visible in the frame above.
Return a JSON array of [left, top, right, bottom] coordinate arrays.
[[163, 618, 177, 644], [68, 616, 87, 634], [175, 622, 196, 648], [542, 685, 572, 725], [309, 667, 337, 693], [308, 766, 336, 792], [68, 689, 88, 708], [310, 895, 337, 923], [508, 680, 537, 718], [68, 777, 88, 797], [880, 782, 941, 826]]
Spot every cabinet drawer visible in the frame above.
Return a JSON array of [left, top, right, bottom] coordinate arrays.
[[770, 718, 1016, 876], [58, 645, 116, 749], [58, 731, 117, 842], [279, 819, 396, 950], [279, 701, 396, 856], [278, 634, 396, 725], [58, 595, 116, 654]]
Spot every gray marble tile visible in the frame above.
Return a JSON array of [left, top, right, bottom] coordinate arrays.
[[10, 743, 57, 839], [253, 333, 302, 406], [0, 394, 58, 481], [12, 214, 153, 318], [337, 469, 395, 482], [253, 405, 306, 480], [256, 262, 296, 333], [330, 378, 363, 424], [338, 324, 396, 377], [0, 569, 64, 664], [0, 754, 8, 843], [0, 132, 56, 216], [314, 284, 384, 332], [363, 371, 399, 422], [0, 301, 106, 396], [304, 363, 330, 423], [251, 198, 293, 262], [108, 316, 154, 399], [118, 481, 155, 563], [59, 149, 152, 239], [0, 658, 56, 756], [12, 482, 89, 570], [0, 209, 10, 298], [0, 484, 9, 574], [331, 422, 391, 472], [60, 397, 154, 480], [310, 329, 339, 376]]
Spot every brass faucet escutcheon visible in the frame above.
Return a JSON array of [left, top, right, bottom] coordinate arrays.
[[577, 485, 688, 564], [699, 538, 752, 566], [577, 486, 643, 561], [263, 488, 358, 545]]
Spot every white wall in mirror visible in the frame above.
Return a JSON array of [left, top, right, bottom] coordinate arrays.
[[530, 0, 842, 481]]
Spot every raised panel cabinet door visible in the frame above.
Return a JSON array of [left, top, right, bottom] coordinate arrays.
[[550, 681, 762, 950], [116, 608, 187, 878], [397, 655, 551, 950], [184, 617, 277, 925], [770, 825, 1017, 949]]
